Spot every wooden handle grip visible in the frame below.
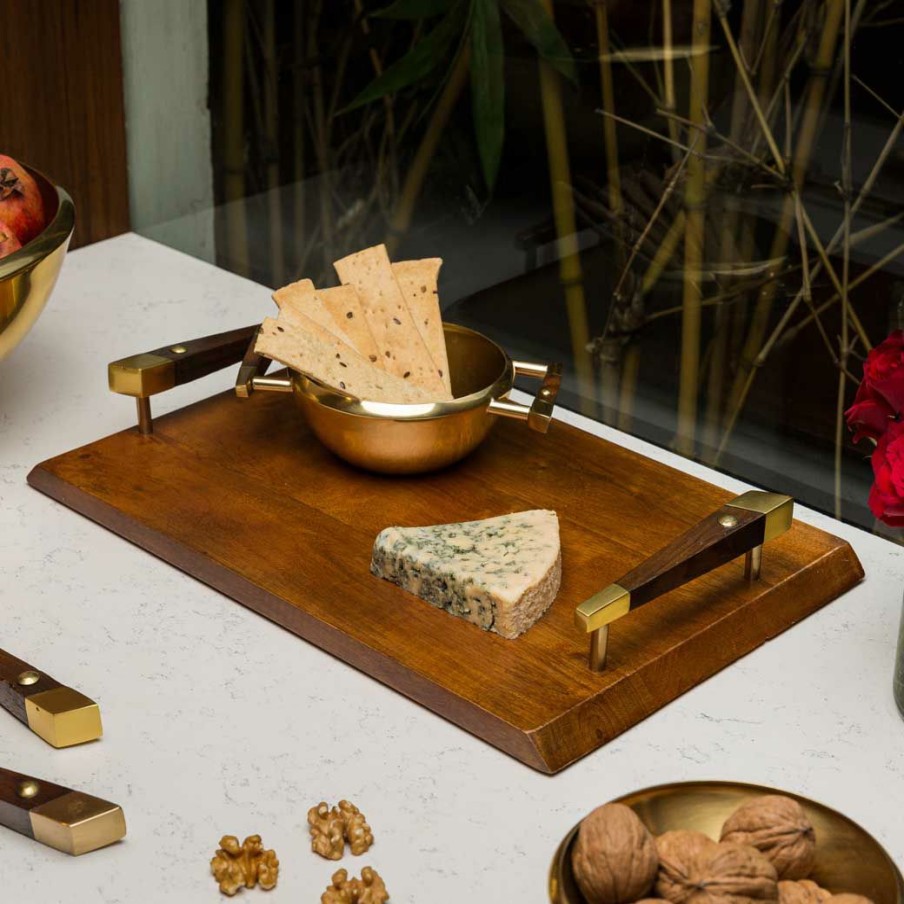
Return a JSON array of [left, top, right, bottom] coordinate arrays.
[[576, 491, 794, 669], [0, 648, 62, 725], [108, 324, 259, 398], [0, 649, 101, 747], [0, 766, 126, 855], [618, 503, 765, 606]]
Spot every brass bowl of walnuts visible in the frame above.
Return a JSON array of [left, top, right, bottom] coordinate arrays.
[[549, 782, 902, 904]]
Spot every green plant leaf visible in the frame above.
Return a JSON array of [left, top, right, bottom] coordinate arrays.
[[373, 0, 452, 18], [470, 0, 505, 187], [499, 0, 576, 82], [342, 4, 465, 112]]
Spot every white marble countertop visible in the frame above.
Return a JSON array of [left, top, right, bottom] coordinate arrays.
[[1, 233, 903, 903]]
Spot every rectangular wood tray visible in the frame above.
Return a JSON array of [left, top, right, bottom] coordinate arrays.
[[27, 388, 864, 773]]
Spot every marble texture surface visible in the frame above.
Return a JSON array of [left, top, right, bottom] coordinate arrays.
[[1, 233, 902, 903]]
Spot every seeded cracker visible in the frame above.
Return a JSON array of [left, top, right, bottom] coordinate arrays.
[[334, 244, 450, 398], [392, 258, 452, 396], [312, 284, 384, 367], [255, 316, 432, 403]]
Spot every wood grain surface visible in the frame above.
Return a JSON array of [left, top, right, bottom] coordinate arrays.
[[27, 388, 864, 773], [0, 649, 62, 727], [0, 767, 71, 839]]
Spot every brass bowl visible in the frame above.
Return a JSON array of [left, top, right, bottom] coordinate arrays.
[[549, 781, 903, 904], [0, 165, 75, 361], [253, 323, 561, 474]]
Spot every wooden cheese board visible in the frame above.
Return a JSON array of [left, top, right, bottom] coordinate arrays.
[[27, 385, 863, 773]]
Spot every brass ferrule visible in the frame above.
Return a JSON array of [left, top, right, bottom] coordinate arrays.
[[575, 584, 631, 633], [25, 687, 103, 748]]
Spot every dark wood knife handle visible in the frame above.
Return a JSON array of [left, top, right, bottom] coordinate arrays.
[[108, 324, 259, 399], [146, 325, 259, 387], [0, 649, 62, 728], [0, 766, 126, 855], [0, 766, 71, 839], [618, 503, 765, 606]]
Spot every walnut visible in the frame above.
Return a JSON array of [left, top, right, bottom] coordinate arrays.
[[697, 843, 779, 903], [309, 802, 346, 860], [720, 796, 816, 879], [309, 800, 375, 860], [210, 835, 279, 896], [571, 803, 659, 904], [338, 799, 375, 856], [828, 896, 875, 904], [321, 867, 389, 904], [655, 831, 719, 903], [779, 880, 832, 904]]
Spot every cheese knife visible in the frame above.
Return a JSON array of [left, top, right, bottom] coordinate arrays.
[[575, 490, 794, 670], [0, 648, 102, 747], [0, 766, 126, 855]]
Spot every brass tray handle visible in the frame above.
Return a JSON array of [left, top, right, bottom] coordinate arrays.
[[487, 361, 562, 434], [108, 325, 259, 434], [575, 491, 794, 672]]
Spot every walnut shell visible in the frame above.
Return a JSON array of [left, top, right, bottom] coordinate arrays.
[[779, 880, 832, 904], [658, 840, 778, 904], [721, 796, 816, 879], [698, 843, 779, 903], [571, 803, 659, 904], [655, 831, 718, 903]]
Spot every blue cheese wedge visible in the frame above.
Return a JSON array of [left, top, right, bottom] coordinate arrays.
[[370, 510, 561, 639]]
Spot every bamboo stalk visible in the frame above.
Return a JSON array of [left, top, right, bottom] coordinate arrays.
[[595, 0, 624, 423], [835, 0, 854, 520], [537, 0, 595, 415], [661, 0, 681, 162], [223, 0, 249, 276], [778, 238, 904, 346], [385, 46, 471, 256], [675, 0, 712, 456], [292, 2, 306, 277], [720, 0, 846, 458], [617, 343, 642, 431], [355, 0, 399, 205], [307, 0, 333, 269], [702, 0, 765, 453], [261, 0, 284, 285]]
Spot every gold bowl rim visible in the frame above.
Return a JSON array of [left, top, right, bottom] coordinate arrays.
[[292, 322, 515, 420], [548, 779, 904, 904], [0, 165, 76, 281]]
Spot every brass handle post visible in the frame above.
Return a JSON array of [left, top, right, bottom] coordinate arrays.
[[575, 491, 794, 671], [487, 360, 562, 434]]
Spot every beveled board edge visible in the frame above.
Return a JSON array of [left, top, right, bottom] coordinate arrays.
[[527, 538, 864, 772], [26, 462, 550, 772], [26, 460, 865, 775]]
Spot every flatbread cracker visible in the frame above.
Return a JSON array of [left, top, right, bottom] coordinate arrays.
[[334, 244, 449, 398], [255, 317, 432, 403], [272, 279, 350, 342], [272, 278, 314, 309], [392, 258, 451, 395], [313, 284, 383, 368], [276, 308, 355, 350]]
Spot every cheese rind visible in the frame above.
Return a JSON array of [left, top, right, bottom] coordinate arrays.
[[370, 510, 561, 639]]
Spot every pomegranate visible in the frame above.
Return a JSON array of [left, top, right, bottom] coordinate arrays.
[[0, 221, 22, 260], [0, 155, 45, 246]]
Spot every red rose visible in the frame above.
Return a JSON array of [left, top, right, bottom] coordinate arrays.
[[869, 420, 904, 526], [846, 380, 894, 443], [863, 330, 904, 413]]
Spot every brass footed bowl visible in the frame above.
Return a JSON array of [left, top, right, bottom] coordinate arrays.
[[0, 165, 75, 362], [252, 323, 562, 474], [549, 781, 903, 904]]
